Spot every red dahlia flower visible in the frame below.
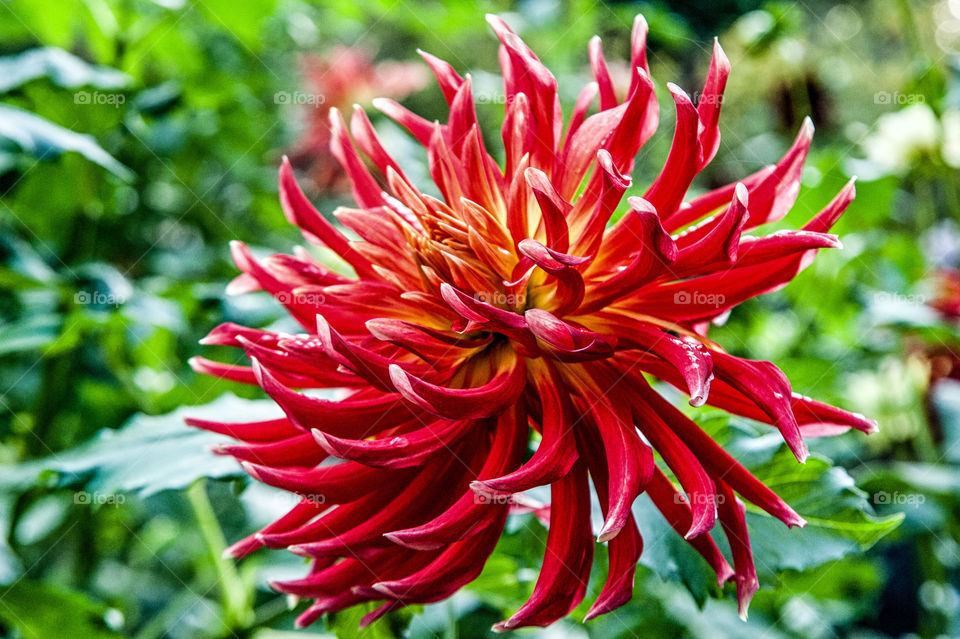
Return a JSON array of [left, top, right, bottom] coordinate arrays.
[[189, 14, 876, 630], [928, 267, 960, 320]]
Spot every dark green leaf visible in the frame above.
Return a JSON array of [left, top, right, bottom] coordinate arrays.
[[0, 580, 123, 638]]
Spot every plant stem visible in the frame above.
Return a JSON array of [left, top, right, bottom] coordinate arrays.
[[186, 479, 252, 631]]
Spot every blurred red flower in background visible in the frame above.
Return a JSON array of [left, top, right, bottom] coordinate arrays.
[[288, 45, 427, 194], [190, 14, 875, 630]]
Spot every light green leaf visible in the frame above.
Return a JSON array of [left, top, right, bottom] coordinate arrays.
[[744, 450, 903, 577], [329, 601, 396, 639], [0, 47, 130, 93], [0, 314, 61, 355], [6, 393, 285, 497], [0, 104, 133, 179]]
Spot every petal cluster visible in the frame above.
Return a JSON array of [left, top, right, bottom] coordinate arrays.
[[191, 15, 876, 630]]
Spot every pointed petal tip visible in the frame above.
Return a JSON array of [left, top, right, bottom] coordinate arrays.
[[683, 525, 708, 540], [666, 82, 692, 102], [371, 582, 399, 598], [239, 460, 261, 481], [491, 620, 513, 633], [737, 578, 760, 620], [734, 181, 749, 202], [386, 362, 406, 386], [469, 479, 495, 496], [309, 427, 328, 447], [596, 519, 623, 543], [382, 532, 403, 546], [717, 562, 736, 586]]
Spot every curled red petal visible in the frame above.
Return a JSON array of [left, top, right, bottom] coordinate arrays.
[[388, 352, 525, 420]]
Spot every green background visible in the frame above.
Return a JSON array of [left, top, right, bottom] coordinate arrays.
[[0, 0, 958, 637]]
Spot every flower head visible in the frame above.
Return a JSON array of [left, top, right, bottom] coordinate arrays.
[[190, 14, 875, 630], [289, 46, 427, 192]]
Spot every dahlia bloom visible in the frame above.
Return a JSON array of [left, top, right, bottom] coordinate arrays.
[[189, 15, 876, 630], [909, 268, 960, 384], [928, 267, 960, 320], [290, 46, 427, 192]]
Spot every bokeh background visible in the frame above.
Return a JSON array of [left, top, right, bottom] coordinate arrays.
[[1, 0, 959, 637]]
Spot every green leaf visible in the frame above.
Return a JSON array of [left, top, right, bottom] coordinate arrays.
[[199, 0, 276, 48], [633, 495, 719, 607], [744, 450, 903, 577], [329, 602, 396, 639], [0, 314, 61, 355], [0, 579, 123, 638], [928, 378, 960, 463], [0, 231, 60, 285], [0, 47, 130, 93], [637, 410, 901, 593], [0, 104, 133, 180], [6, 393, 286, 497]]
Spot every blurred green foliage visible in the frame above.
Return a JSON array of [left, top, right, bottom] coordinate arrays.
[[1, 0, 959, 637]]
